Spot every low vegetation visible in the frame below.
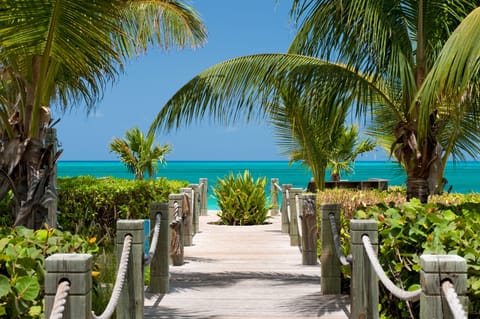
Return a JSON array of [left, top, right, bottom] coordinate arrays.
[[0, 227, 98, 318], [57, 176, 188, 243], [316, 188, 480, 318], [213, 170, 271, 225]]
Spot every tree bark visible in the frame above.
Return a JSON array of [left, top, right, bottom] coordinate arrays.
[[406, 177, 429, 203]]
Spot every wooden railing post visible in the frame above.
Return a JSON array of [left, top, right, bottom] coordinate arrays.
[[320, 203, 341, 293], [199, 178, 208, 216], [281, 184, 292, 233], [288, 188, 303, 247], [180, 188, 193, 247], [116, 219, 144, 319], [149, 202, 170, 294], [169, 194, 184, 266], [270, 178, 279, 216], [189, 183, 201, 234], [420, 255, 468, 319], [350, 219, 379, 319], [45, 254, 92, 319], [301, 194, 318, 265]]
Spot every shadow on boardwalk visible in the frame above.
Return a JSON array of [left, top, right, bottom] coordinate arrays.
[[145, 212, 350, 318]]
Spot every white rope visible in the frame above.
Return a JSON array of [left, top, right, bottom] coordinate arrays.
[[286, 188, 291, 222], [273, 182, 282, 192], [362, 235, 422, 302], [442, 280, 467, 319], [328, 213, 351, 266], [49, 280, 70, 319], [144, 213, 161, 266], [91, 235, 133, 319], [295, 194, 302, 239], [173, 201, 182, 222]]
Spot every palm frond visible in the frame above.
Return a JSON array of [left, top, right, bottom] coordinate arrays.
[[417, 6, 480, 141], [116, 0, 207, 56], [149, 53, 396, 135]]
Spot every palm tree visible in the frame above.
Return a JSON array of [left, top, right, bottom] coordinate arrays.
[[110, 127, 171, 180], [150, 1, 480, 203], [269, 85, 349, 190], [0, 0, 206, 227], [327, 125, 376, 181]]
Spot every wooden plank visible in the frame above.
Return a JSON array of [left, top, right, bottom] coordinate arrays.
[[145, 212, 350, 318]]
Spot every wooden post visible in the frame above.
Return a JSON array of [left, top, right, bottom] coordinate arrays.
[[116, 219, 144, 319], [270, 178, 279, 216], [281, 184, 292, 233], [169, 194, 184, 266], [149, 202, 170, 294], [288, 188, 303, 247], [301, 194, 318, 265], [45, 127, 57, 229], [420, 255, 468, 319], [199, 178, 208, 216], [189, 184, 200, 235], [45, 254, 92, 319], [180, 188, 193, 246], [350, 219, 379, 319], [320, 203, 341, 294]]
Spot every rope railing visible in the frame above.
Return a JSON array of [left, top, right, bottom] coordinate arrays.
[[442, 280, 468, 319], [294, 194, 302, 241], [48, 280, 70, 319], [91, 234, 133, 319], [273, 182, 282, 192], [285, 188, 291, 222], [144, 213, 161, 266], [327, 213, 351, 266], [362, 235, 422, 302]]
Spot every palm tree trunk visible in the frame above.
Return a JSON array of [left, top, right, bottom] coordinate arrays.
[[406, 177, 429, 203]]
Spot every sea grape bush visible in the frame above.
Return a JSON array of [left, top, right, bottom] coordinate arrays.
[[57, 176, 188, 242], [214, 170, 271, 225], [355, 198, 480, 318], [0, 227, 98, 318]]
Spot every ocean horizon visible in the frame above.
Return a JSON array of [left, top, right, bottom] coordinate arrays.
[[58, 160, 480, 210]]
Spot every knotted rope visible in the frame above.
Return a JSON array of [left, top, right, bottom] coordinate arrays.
[[442, 280, 467, 319], [91, 235, 133, 319], [49, 280, 70, 319], [144, 213, 161, 266], [362, 235, 422, 301], [328, 213, 351, 266]]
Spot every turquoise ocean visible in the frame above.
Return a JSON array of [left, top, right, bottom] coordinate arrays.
[[58, 161, 480, 210]]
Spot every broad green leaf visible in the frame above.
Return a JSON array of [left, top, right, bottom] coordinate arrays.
[[0, 275, 10, 298], [14, 276, 40, 301], [28, 305, 42, 316]]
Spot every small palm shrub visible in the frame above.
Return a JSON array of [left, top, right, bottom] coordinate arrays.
[[213, 170, 270, 225]]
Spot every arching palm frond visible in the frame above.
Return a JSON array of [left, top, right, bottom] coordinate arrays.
[[417, 6, 480, 142], [115, 0, 207, 57], [149, 53, 395, 135]]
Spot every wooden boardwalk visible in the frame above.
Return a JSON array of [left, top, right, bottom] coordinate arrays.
[[145, 211, 350, 318]]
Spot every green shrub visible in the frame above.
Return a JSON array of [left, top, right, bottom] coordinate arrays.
[[57, 176, 188, 244], [0, 226, 98, 318], [213, 170, 270, 225], [355, 198, 480, 318]]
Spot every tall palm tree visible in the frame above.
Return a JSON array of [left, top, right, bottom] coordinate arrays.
[[0, 0, 206, 227], [150, 1, 480, 203], [110, 127, 171, 180]]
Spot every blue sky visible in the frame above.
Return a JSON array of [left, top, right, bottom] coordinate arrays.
[[54, 0, 386, 161]]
